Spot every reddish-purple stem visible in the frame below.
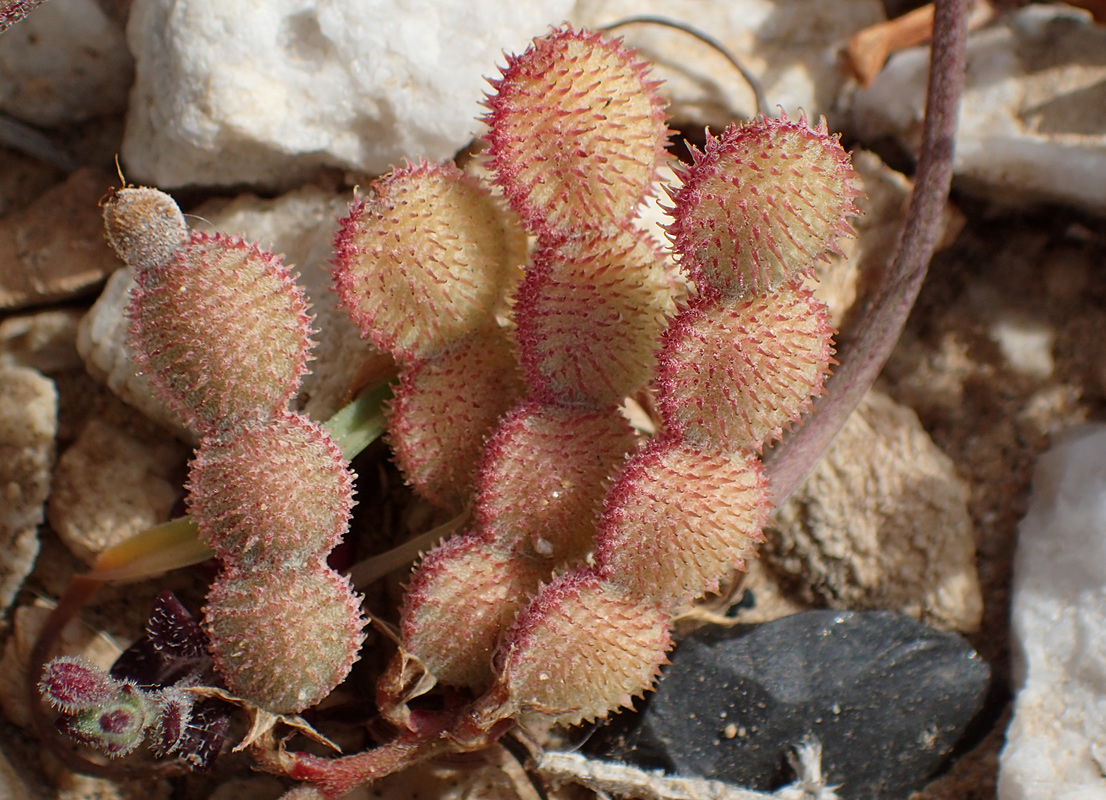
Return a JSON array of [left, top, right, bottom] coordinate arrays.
[[765, 0, 970, 504]]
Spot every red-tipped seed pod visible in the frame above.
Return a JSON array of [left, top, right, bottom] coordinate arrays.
[[187, 411, 354, 568], [514, 227, 673, 407], [656, 284, 835, 451], [127, 231, 313, 436], [386, 327, 525, 511], [474, 399, 635, 564], [393, 534, 550, 692], [205, 562, 365, 715], [665, 114, 861, 298], [332, 160, 525, 363], [494, 570, 671, 727], [483, 25, 669, 235], [593, 435, 769, 607]]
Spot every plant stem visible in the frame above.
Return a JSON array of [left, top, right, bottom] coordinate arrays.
[[764, 0, 970, 506]]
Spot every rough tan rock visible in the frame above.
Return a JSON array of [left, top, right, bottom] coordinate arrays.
[[47, 412, 189, 564], [767, 389, 983, 632], [0, 167, 120, 310], [0, 364, 57, 616], [0, 308, 86, 373]]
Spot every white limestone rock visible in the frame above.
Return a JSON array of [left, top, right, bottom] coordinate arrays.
[[998, 424, 1106, 798], [122, 0, 573, 188], [573, 0, 885, 130], [0, 0, 132, 126], [850, 5, 1106, 216]]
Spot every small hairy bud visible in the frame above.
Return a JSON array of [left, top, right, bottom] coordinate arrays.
[[332, 160, 524, 362], [594, 436, 769, 606], [395, 535, 550, 692], [514, 227, 674, 406], [496, 570, 671, 727], [656, 284, 835, 451], [187, 412, 355, 568], [40, 657, 158, 757], [666, 114, 861, 298], [204, 563, 366, 715], [39, 656, 119, 714], [127, 231, 313, 436], [387, 328, 525, 510], [474, 400, 635, 563], [102, 186, 188, 271], [483, 25, 669, 234]]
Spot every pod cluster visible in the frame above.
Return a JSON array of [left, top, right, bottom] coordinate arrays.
[[331, 24, 858, 736], [104, 189, 365, 715]]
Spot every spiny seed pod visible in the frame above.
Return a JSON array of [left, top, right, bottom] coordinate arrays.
[[665, 114, 861, 298], [514, 227, 674, 407], [204, 563, 365, 715], [474, 400, 635, 564], [332, 159, 525, 363], [594, 436, 769, 607], [387, 327, 525, 511], [656, 284, 835, 451], [494, 570, 671, 727], [483, 25, 669, 235], [127, 231, 313, 436], [102, 186, 188, 272], [187, 411, 354, 568], [394, 535, 550, 692]]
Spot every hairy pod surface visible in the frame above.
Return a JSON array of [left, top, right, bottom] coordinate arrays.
[[483, 25, 669, 235], [656, 284, 835, 451], [593, 436, 769, 606], [204, 563, 365, 715], [102, 186, 188, 272], [187, 412, 354, 568], [666, 114, 861, 298], [386, 327, 525, 511], [396, 535, 550, 691], [127, 231, 313, 436], [474, 399, 636, 563], [332, 160, 524, 363], [496, 570, 671, 727], [514, 227, 674, 406]]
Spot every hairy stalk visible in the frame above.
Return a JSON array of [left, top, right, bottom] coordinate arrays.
[[764, 0, 969, 505]]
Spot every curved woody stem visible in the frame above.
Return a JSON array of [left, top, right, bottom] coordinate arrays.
[[764, 0, 970, 505]]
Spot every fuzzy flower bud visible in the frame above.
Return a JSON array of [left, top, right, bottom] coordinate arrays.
[[332, 160, 525, 363], [204, 563, 366, 715], [187, 412, 355, 568], [665, 114, 861, 298], [40, 657, 157, 757], [483, 25, 669, 235], [102, 186, 188, 271]]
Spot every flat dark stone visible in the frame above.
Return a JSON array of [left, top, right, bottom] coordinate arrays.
[[590, 610, 990, 799]]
